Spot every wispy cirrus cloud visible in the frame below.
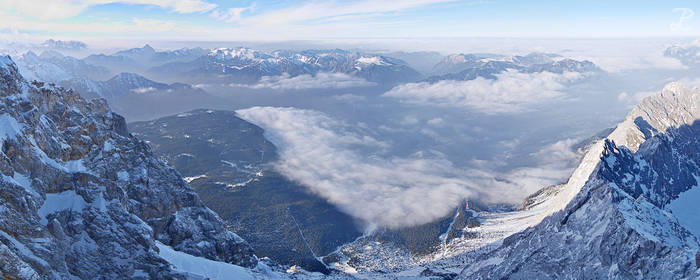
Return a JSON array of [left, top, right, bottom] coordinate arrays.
[[4, 0, 217, 19], [210, 3, 256, 23], [236, 0, 457, 25]]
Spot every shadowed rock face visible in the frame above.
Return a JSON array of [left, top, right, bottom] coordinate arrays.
[[457, 83, 700, 280], [0, 55, 256, 279]]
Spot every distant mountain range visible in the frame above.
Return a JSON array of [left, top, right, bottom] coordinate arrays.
[[13, 46, 603, 119], [59, 73, 223, 121], [665, 43, 700, 67], [13, 45, 434, 120], [146, 47, 424, 85], [16, 50, 111, 82], [16, 50, 222, 121], [426, 52, 600, 82], [84, 44, 207, 74]]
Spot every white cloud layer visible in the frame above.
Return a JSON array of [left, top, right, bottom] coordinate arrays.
[[237, 107, 581, 229], [382, 70, 583, 114], [232, 73, 375, 90]]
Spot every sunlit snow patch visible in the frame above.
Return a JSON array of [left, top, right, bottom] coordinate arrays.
[[667, 176, 700, 239], [156, 242, 254, 280]]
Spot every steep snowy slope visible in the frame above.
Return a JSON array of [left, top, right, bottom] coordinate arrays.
[[455, 82, 700, 279], [0, 55, 257, 279]]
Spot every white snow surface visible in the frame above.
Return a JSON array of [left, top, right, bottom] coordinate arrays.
[[0, 113, 23, 142], [37, 190, 88, 226], [155, 242, 254, 280], [2, 172, 38, 197], [668, 176, 700, 239], [356, 56, 387, 65], [0, 55, 13, 67]]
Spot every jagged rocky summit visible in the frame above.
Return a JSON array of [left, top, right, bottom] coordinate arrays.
[[456, 82, 700, 279], [0, 55, 257, 279]]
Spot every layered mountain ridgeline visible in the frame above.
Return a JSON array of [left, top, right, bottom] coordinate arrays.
[[380, 51, 445, 75], [664, 42, 700, 68], [14, 46, 426, 121], [29, 45, 423, 86], [83, 44, 208, 75], [426, 52, 600, 82], [59, 73, 224, 121], [0, 56, 258, 279], [16, 51, 223, 122], [146, 48, 423, 85], [129, 109, 363, 273], [454, 83, 700, 279], [16, 51, 111, 82]]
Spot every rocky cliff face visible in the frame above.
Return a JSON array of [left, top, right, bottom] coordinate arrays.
[[456, 83, 700, 279], [0, 55, 256, 279]]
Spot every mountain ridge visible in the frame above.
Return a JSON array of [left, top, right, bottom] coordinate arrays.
[[0, 55, 258, 279], [453, 82, 699, 279]]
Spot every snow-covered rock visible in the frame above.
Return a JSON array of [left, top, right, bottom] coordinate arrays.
[[149, 48, 422, 84], [455, 82, 700, 279], [0, 55, 257, 279]]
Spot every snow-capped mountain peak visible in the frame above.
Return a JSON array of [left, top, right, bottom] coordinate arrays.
[[209, 47, 267, 62], [356, 56, 388, 65], [451, 83, 700, 279], [608, 82, 699, 152]]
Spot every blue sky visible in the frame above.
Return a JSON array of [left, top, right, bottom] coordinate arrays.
[[1, 0, 699, 41]]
